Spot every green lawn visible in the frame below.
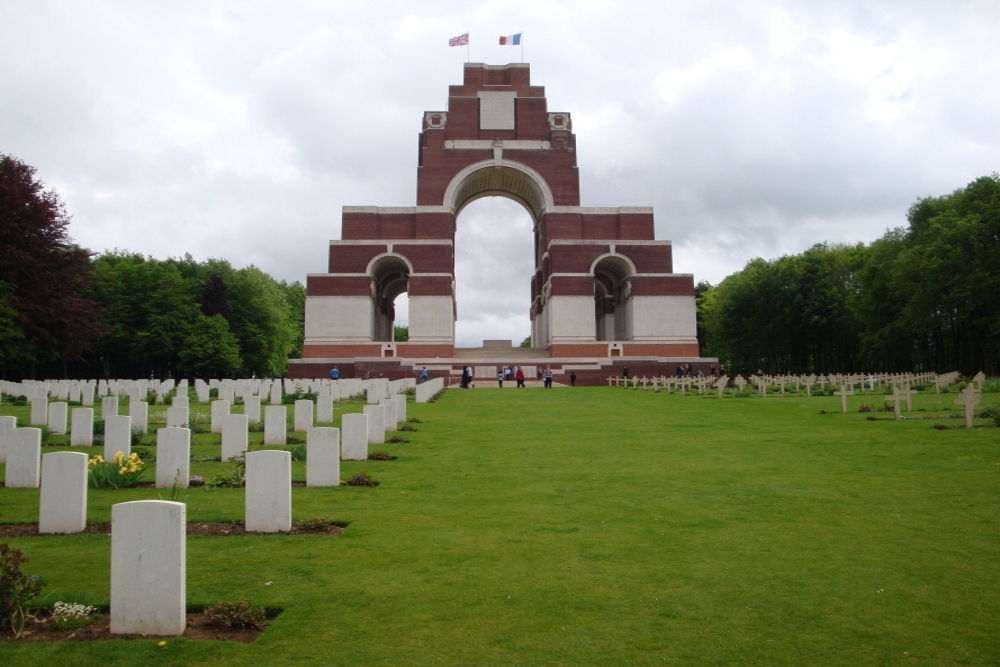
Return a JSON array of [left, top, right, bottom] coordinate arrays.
[[1, 387, 998, 665]]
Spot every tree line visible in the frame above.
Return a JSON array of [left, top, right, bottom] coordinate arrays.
[[1, 154, 304, 380], [699, 174, 1000, 376]]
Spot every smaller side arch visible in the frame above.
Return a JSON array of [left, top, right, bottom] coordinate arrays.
[[367, 254, 413, 342]]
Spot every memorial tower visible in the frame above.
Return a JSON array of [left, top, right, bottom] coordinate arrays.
[[291, 63, 705, 380]]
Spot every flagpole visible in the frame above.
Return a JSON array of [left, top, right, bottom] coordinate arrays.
[[521, 32, 524, 63], [467, 33, 470, 62]]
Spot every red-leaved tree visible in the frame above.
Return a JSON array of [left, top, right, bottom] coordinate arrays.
[[0, 154, 103, 376]]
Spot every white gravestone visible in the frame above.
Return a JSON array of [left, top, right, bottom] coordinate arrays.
[[221, 414, 249, 462], [954, 387, 980, 428], [341, 413, 369, 461], [264, 405, 287, 445], [111, 500, 186, 636], [102, 396, 119, 418], [29, 396, 48, 426], [210, 400, 230, 434], [5, 428, 42, 488], [363, 405, 385, 445], [269, 382, 282, 405], [243, 396, 261, 423], [70, 408, 94, 446], [245, 450, 292, 533], [81, 385, 95, 407], [129, 400, 148, 434], [416, 377, 444, 403], [0, 415, 16, 463], [294, 399, 314, 432], [172, 395, 189, 409], [156, 427, 190, 488], [316, 395, 334, 424], [166, 406, 189, 428], [306, 427, 340, 487], [392, 394, 407, 423], [104, 415, 133, 461], [47, 401, 68, 434], [834, 385, 854, 414], [379, 398, 398, 432], [39, 451, 88, 533]]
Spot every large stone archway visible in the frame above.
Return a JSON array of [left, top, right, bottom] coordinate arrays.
[[293, 63, 705, 379]]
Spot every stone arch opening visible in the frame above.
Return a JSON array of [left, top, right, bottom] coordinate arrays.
[[592, 254, 635, 342], [369, 254, 411, 342], [453, 196, 534, 347], [443, 160, 554, 222]]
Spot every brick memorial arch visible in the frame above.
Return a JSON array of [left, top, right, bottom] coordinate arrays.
[[289, 63, 715, 382]]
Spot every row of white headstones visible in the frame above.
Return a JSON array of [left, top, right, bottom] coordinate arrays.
[[616, 370, 986, 426], [0, 376, 447, 636]]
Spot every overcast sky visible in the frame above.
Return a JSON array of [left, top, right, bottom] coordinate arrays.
[[2, 1, 997, 347]]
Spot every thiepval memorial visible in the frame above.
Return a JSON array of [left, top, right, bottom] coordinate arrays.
[[290, 63, 715, 382]]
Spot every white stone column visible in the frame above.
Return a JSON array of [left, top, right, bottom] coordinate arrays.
[[104, 415, 133, 461], [70, 408, 94, 446], [39, 451, 88, 533], [341, 413, 369, 461], [5, 428, 42, 488], [306, 427, 340, 487], [363, 405, 385, 445], [264, 405, 287, 445], [111, 500, 186, 635], [156, 427, 190, 488], [221, 414, 249, 462], [245, 450, 292, 532]]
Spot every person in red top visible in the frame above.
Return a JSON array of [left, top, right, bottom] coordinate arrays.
[[515, 367, 525, 388]]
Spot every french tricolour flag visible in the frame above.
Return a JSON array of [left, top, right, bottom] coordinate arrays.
[[499, 33, 521, 45]]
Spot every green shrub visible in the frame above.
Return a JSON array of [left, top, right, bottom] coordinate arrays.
[[289, 444, 307, 461], [132, 446, 155, 462], [368, 450, 396, 460], [92, 418, 105, 435], [345, 472, 379, 487], [204, 599, 268, 630], [207, 455, 246, 488], [248, 420, 264, 432], [398, 424, 417, 432], [0, 543, 46, 639]]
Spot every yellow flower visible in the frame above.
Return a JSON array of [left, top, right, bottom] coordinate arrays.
[[114, 451, 124, 466], [119, 467, 128, 475], [158, 640, 167, 647]]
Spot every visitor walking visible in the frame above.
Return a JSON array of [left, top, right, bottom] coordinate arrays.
[[569, 371, 577, 387], [420, 367, 429, 383], [543, 365, 553, 389], [515, 366, 525, 388]]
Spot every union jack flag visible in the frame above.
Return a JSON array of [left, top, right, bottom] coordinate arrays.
[[449, 33, 469, 47]]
